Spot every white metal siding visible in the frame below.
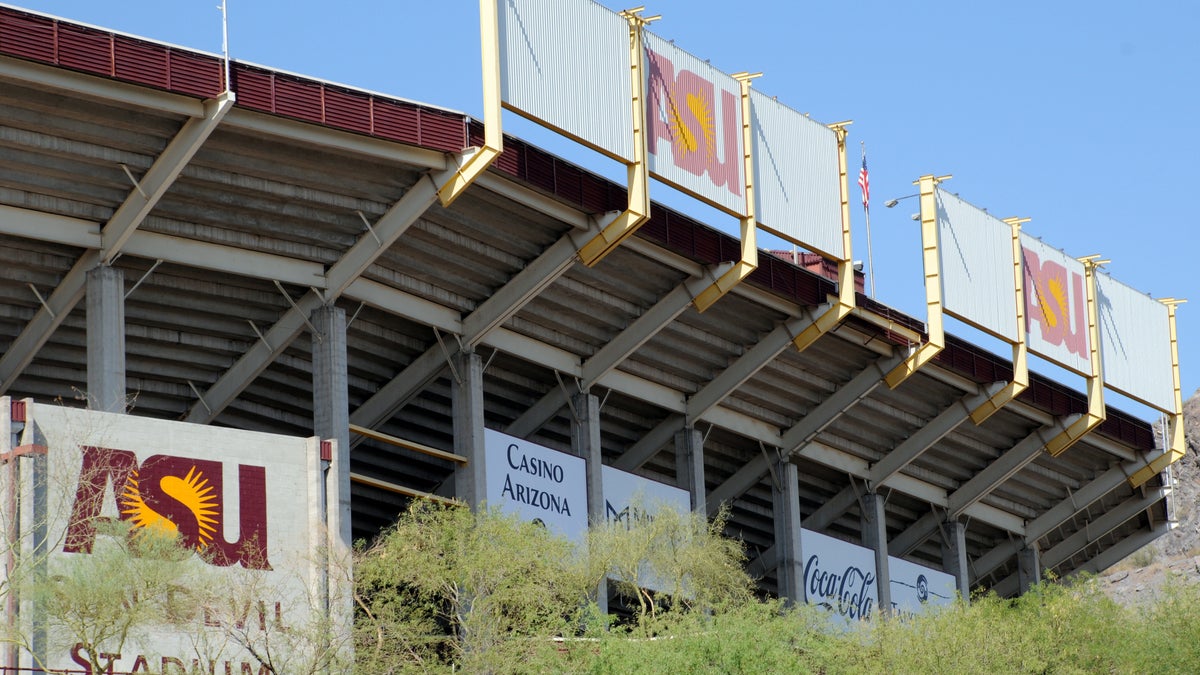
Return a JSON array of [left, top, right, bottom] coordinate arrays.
[[499, 0, 633, 161], [936, 189, 1020, 341], [750, 90, 843, 259], [1020, 234, 1093, 375], [1096, 273, 1175, 413], [643, 31, 746, 216]]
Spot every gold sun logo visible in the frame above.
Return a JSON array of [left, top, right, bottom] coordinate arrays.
[[120, 465, 220, 551], [666, 89, 717, 160], [1045, 277, 1068, 328]]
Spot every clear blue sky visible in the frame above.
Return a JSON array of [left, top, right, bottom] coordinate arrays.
[[9, 0, 1198, 419]]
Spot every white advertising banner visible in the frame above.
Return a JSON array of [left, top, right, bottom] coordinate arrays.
[[601, 464, 690, 525], [13, 403, 331, 674], [1095, 273, 1176, 412], [1020, 233, 1093, 375], [601, 465, 690, 593], [484, 428, 587, 541], [749, 90, 844, 259], [498, 0, 634, 161], [888, 555, 957, 616], [644, 31, 747, 216], [937, 189, 1020, 341], [800, 529, 879, 622]]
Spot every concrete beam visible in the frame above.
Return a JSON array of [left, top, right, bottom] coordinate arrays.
[[312, 305, 350, 551], [890, 416, 1078, 556], [675, 426, 706, 514], [941, 519, 970, 601], [86, 266, 125, 413], [102, 93, 234, 263], [453, 351, 486, 510], [773, 459, 804, 605], [506, 276, 707, 438], [861, 492, 892, 613], [706, 354, 901, 513], [685, 315, 816, 423], [867, 383, 1003, 488], [351, 227, 587, 433], [187, 164, 456, 423]]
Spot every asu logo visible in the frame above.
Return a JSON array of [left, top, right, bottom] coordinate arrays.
[[63, 447, 271, 569], [1023, 246, 1088, 360], [645, 46, 742, 200]]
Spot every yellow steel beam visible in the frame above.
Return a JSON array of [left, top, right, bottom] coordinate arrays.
[[350, 472, 464, 507], [349, 423, 468, 465], [1044, 256, 1108, 457], [970, 216, 1031, 424], [884, 174, 951, 388], [1129, 298, 1187, 487], [577, 8, 657, 266], [693, 71, 762, 312], [438, 0, 504, 206]]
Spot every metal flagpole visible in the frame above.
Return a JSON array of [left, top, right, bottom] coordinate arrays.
[[220, 0, 231, 92], [860, 141, 876, 297]]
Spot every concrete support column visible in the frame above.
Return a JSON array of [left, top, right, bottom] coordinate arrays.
[[861, 492, 892, 615], [1017, 544, 1041, 595], [571, 391, 607, 614], [940, 518, 971, 601], [452, 350, 487, 510], [311, 305, 350, 548], [772, 459, 804, 605], [674, 426, 705, 514], [86, 265, 125, 413]]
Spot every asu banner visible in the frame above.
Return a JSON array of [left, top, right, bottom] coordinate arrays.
[[2, 401, 338, 674]]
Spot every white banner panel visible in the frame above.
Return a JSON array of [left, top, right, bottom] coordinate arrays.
[[499, 0, 633, 161], [800, 529, 878, 622], [484, 428, 587, 541], [644, 31, 746, 215], [936, 189, 1020, 341], [749, 90, 844, 259], [887, 556, 957, 616], [602, 465, 690, 593], [1096, 273, 1175, 412], [1020, 234, 1093, 375], [22, 404, 327, 673], [601, 464, 690, 525]]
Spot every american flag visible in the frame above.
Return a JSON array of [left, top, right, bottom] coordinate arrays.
[[858, 147, 869, 209]]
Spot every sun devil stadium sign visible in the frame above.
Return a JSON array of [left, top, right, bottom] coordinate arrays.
[[0, 400, 348, 674]]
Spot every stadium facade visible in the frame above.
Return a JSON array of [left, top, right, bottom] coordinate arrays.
[[0, 1, 1185, 667]]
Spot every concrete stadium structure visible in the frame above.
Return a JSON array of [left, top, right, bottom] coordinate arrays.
[[0, 1, 1180, 614]]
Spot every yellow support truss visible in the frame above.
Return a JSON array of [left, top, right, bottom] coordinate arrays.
[[576, 7, 657, 267], [438, 0, 504, 206], [884, 174, 950, 388]]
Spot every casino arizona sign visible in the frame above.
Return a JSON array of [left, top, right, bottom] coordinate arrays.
[[62, 446, 271, 569]]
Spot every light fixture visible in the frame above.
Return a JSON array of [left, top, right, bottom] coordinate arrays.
[[884, 193, 919, 208]]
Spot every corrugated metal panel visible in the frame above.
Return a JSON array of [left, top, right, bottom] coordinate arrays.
[[167, 50, 222, 98], [936, 189, 1020, 341], [750, 90, 843, 259], [499, 0, 633, 161], [373, 98, 420, 144], [231, 64, 274, 112], [1095, 273, 1175, 412], [417, 110, 467, 152], [323, 87, 372, 134], [1020, 234, 1092, 376], [0, 9, 56, 62], [114, 36, 169, 89], [274, 75, 324, 123], [644, 31, 746, 216], [57, 23, 112, 76]]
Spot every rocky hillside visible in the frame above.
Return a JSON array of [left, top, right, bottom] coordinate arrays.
[[1098, 389, 1200, 604]]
